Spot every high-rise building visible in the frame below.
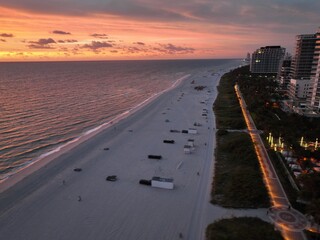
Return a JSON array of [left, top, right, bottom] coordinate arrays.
[[288, 33, 317, 112], [288, 28, 320, 115], [309, 29, 320, 112], [277, 54, 292, 91], [290, 34, 317, 80], [250, 46, 285, 74]]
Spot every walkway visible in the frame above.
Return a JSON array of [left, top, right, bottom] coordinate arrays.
[[235, 84, 307, 240], [268, 206, 308, 232]]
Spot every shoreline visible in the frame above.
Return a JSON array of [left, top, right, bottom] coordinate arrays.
[[0, 74, 190, 193], [0, 61, 242, 240]]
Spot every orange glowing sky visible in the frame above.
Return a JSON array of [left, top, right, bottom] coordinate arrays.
[[0, 0, 319, 61]]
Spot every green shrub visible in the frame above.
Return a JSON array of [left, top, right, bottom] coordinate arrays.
[[211, 132, 269, 208], [206, 217, 284, 240]]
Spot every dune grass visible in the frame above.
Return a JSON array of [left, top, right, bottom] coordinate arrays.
[[211, 130, 270, 208], [212, 69, 269, 208], [214, 71, 246, 130], [206, 217, 284, 240]]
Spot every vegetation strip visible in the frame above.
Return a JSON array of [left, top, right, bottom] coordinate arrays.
[[206, 68, 284, 240], [206, 217, 284, 240], [211, 69, 269, 208]]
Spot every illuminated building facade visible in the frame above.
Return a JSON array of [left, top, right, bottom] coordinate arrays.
[[288, 29, 320, 114], [290, 34, 317, 80], [250, 46, 285, 74]]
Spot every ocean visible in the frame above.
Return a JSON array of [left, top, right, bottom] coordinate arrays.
[[0, 59, 240, 181]]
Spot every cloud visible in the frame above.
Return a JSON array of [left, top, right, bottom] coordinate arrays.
[[0, 0, 188, 21], [81, 41, 113, 51], [28, 44, 55, 49], [52, 30, 71, 35], [0, 1, 319, 38], [30, 38, 56, 45], [0, 39, 6, 42], [0, 33, 14, 38], [134, 42, 145, 46], [90, 33, 108, 39], [127, 46, 145, 53], [116, 42, 195, 56], [57, 39, 78, 43], [1, 0, 320, 59], [28, 38, 56, 49], [1, 0, 319, 24], [158, 43, 194, 54]]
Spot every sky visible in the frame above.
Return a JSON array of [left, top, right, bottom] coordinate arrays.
[[0, 0, 319, 61]]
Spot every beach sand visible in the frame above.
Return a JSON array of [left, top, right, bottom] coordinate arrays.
[[0, 64, 265, 240]]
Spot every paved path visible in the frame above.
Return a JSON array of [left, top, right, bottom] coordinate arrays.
[[268, 206, 308, 231], [235, 84, 307, 240]]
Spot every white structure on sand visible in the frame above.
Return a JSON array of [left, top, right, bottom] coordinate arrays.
[[151, 177, 174, 189]]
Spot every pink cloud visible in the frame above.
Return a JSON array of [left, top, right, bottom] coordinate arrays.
[[90, 33, 108, 39], [0, 33, 14, 37], [81, 41, 113, 51], [28, 38, 56, 49]]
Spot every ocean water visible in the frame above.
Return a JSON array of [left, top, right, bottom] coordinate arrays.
[[0, 59, 240, 181]]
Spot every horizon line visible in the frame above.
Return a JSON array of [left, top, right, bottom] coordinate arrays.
[[0, 57, 243, 64]]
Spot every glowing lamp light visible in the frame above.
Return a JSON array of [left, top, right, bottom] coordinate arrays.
[[268, 133, 272, 144]]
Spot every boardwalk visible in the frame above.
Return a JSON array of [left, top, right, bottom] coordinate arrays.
[[235, 84, 307, 240]]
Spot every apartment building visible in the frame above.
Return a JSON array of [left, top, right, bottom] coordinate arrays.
[[288, 31, 319, 114], [290, 34, 317, 80], [309, 30, 320, 112], [250, 46, 285, 74], [277, 55, 292, 90]]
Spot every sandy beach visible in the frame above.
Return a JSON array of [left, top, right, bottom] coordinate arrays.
[[0, 64, 259, 240]]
